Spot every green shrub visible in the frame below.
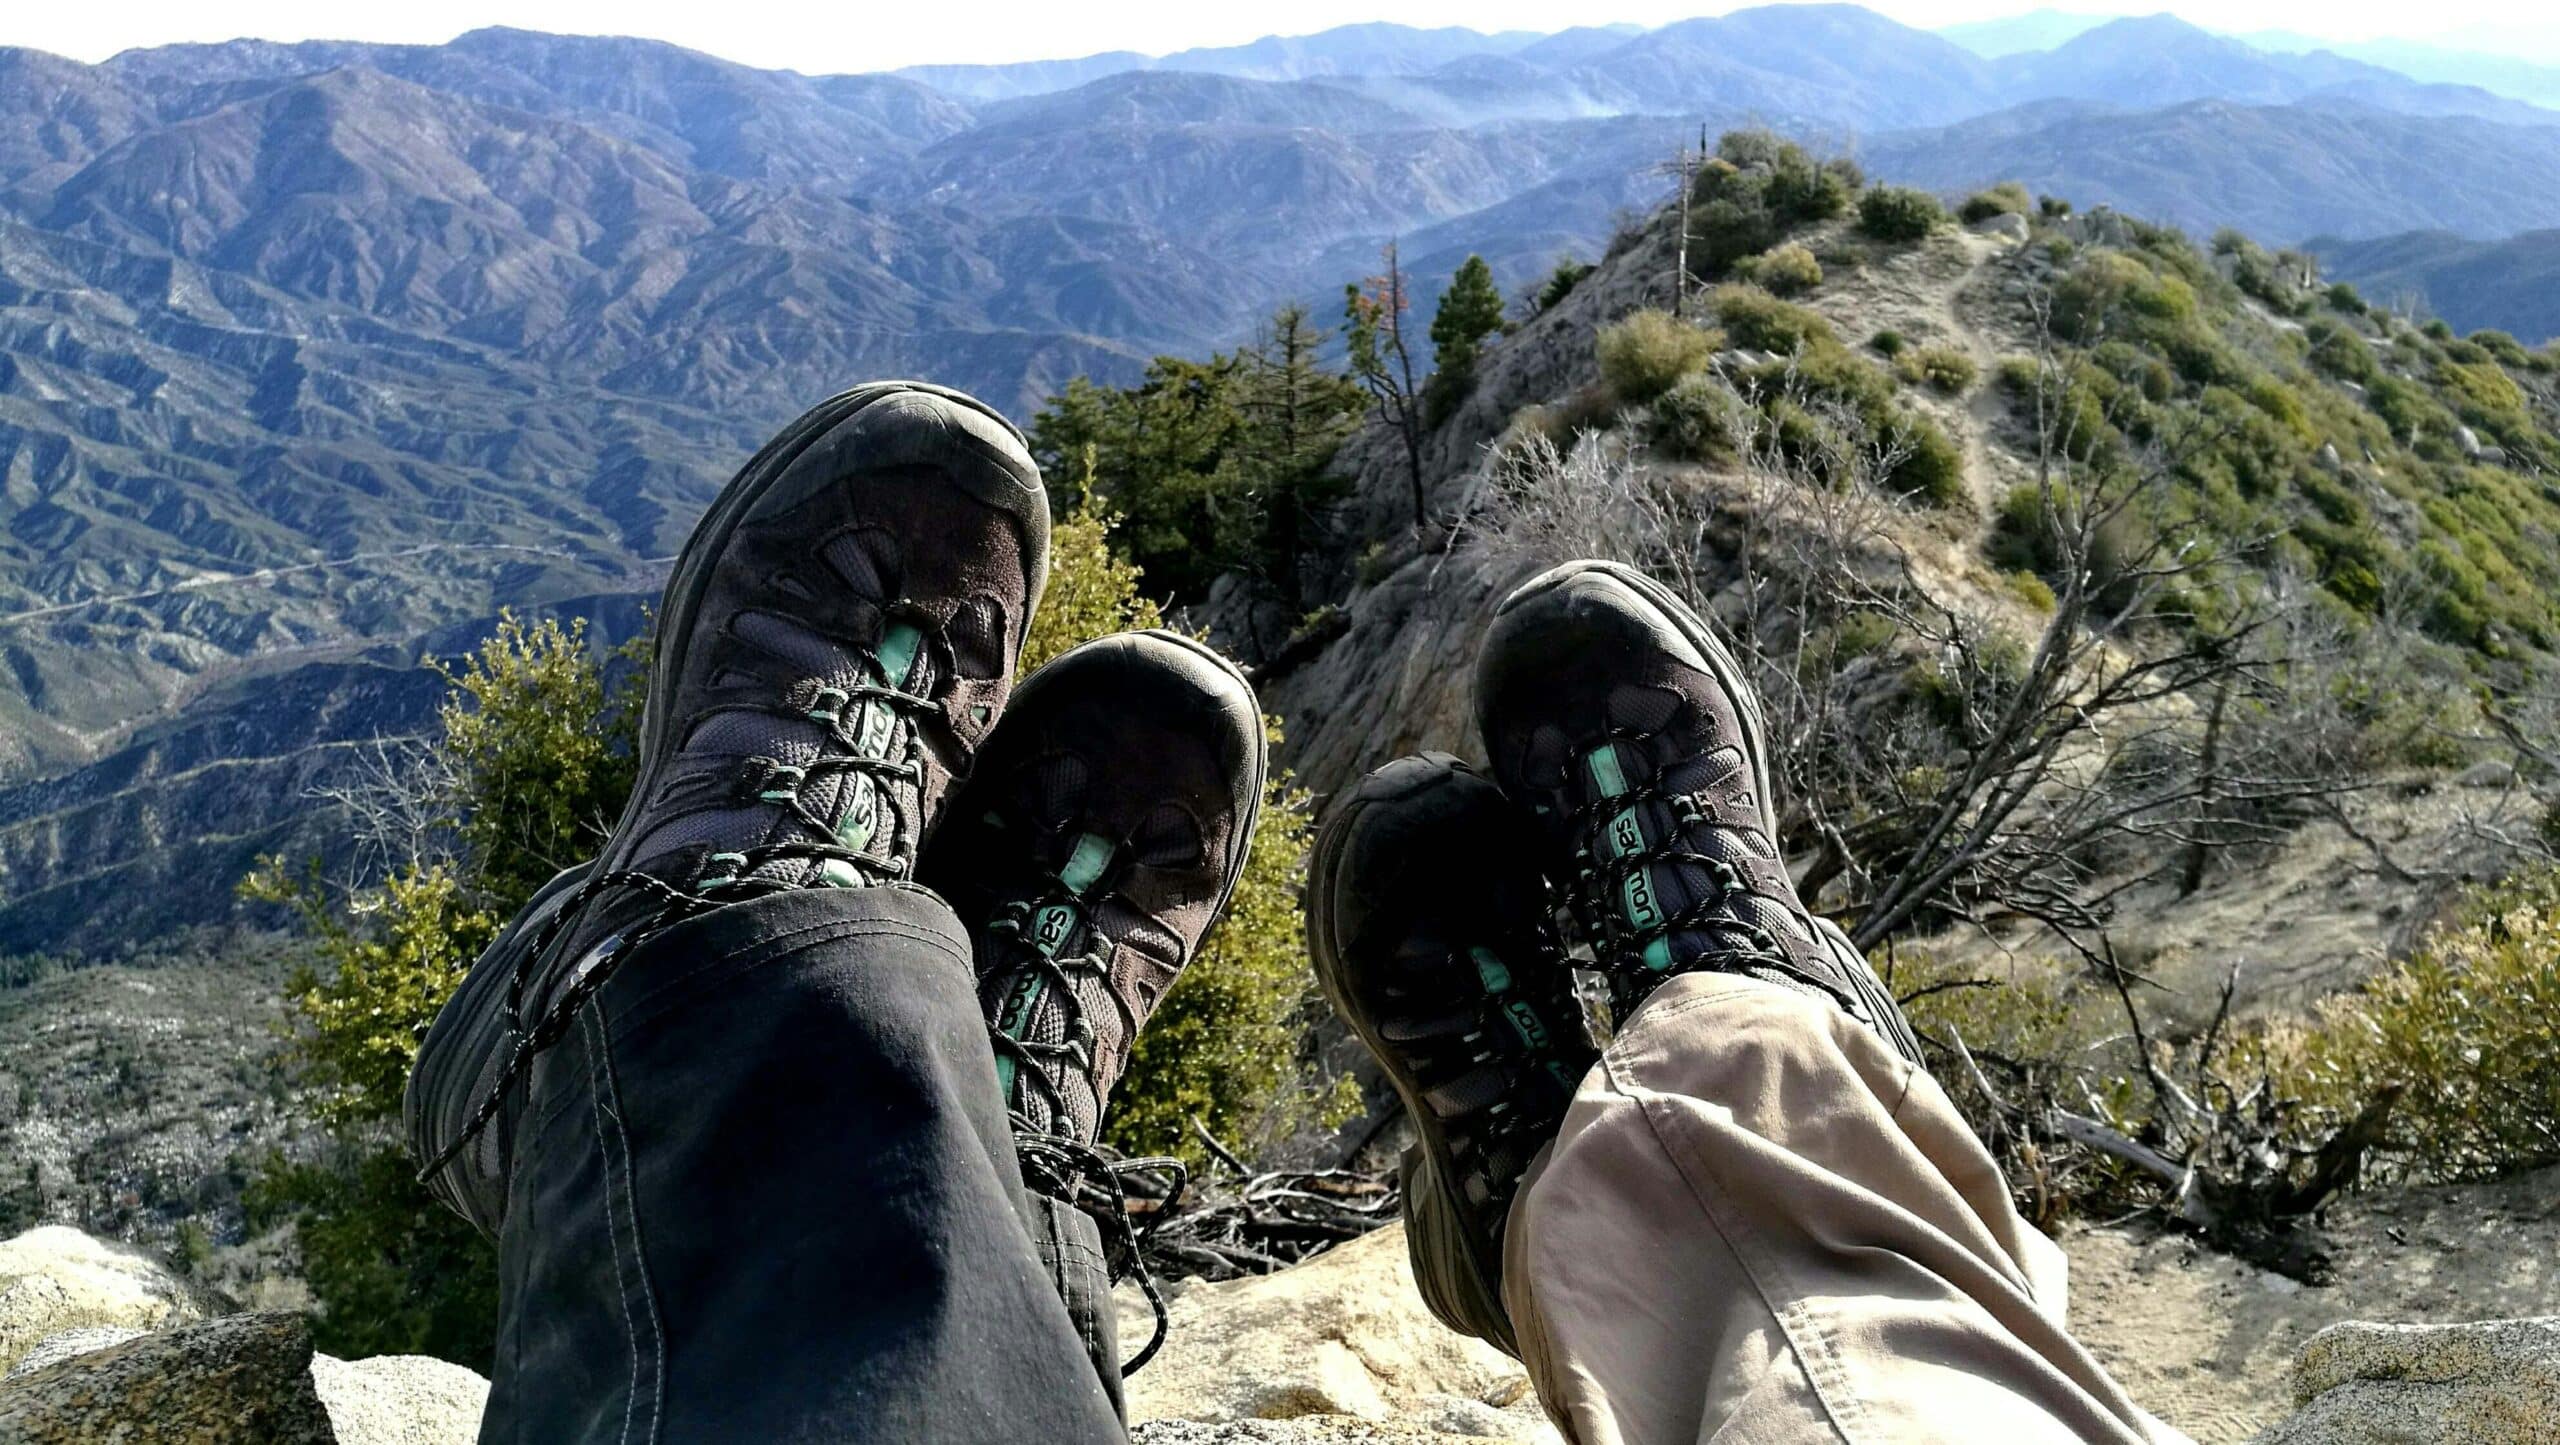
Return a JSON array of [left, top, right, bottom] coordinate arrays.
[[1869, 329, 1909, 358], [1857, 185, 1945, 242], [2325, 281, 2367, 314], [1988, 482, 2139, 608], [2276, 873, 2560, 1182], [1957, 181, 2032, 224], [1886, 410, 1966, 507], [1711, 284, 1833, 354], [2306, 319, 2379, 384], [1535, 256, 1593, 313], [1741, 242, 1823, 296], [2038, 195, 2072, 219], [1687, 132, 1861, 277], [1596, 309, 1719, 404], [2004, 569, 2057, 611], [2471, 330, 2533, 369], [1896, 345, 1979, 395], [1648, 372, 1749, 462]]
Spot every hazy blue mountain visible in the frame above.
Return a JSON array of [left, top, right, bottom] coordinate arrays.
[[1940, 9, 2121, 58], [1991, 15, 2558, 125], [2313, 229, 2560, 343], [893, 23, 1537, 101], [2237, 32, 2560, 111], [1570, 5, 1999, 128], [1866, 97, 2560, 242]]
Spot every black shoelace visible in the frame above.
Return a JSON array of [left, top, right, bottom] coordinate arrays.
[[982, 889, 1188, 1374], [1561, 758, 1863, 1023], [416, 682, 934, 1187]]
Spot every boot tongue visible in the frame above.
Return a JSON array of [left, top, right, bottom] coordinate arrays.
[[760, 619, 931, 889], [993, 830, 1117, 1139]]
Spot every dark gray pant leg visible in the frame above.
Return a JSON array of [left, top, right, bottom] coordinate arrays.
[[479, 884, 1125, 1444]]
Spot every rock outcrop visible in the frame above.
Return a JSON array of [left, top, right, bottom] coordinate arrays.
[[2253, 1318, 2560, 1444], [0, 1225, 213, 1376], [0, 1226, 486, 1444], [0, 1311, 336, 1443], [1120, 1223, 1556, 1443]]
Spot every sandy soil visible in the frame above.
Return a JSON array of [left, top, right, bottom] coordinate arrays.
[[2063, 1165, 2560, 1442]]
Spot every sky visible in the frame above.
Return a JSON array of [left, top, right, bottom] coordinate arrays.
[[8, 0, 2560, 74]]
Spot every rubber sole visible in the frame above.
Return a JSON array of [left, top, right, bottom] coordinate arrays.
[[1305, 752, 1526, 1352]]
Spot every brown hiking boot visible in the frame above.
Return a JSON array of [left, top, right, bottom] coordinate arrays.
[[410, 380, 1050, 1212], [1310, 753, 1594, 1356], [1475, 559, 1921, 1061]]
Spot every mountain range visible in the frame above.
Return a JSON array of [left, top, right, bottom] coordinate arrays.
[[4, 7, 2560, 952]]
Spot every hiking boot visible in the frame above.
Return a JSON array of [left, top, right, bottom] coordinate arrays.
[[921, 627, 1265, 1169], [409, 380, 1049, 1223], [918, 629, 1263, 1375], [1475, 560, 1922, 1062], [1310, 753, 1593, 1357]]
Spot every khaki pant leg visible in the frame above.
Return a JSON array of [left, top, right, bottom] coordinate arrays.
[[1501, 972, 2188, 1445]]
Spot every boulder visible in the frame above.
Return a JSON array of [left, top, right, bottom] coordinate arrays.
[[1121, 1224, 1555, 1442], [1134, 1420, 1519, 1444], [0, 1224, 212, 1375], [2455, 424, 2485, 458], [0, 1310, 334, 1443], [1970, 212, 2031, 243], [4, 1325, 146, 1380], [2254, 1318, 2560, 1444], [310, 1352, 490, 1445]]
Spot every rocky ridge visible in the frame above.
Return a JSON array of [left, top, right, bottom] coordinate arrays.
[[4, 1215, 2556, 1442]]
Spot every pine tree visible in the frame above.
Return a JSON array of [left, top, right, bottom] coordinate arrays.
[[1424, 254, 1506, 425], [1230, 304, 1363, 607]]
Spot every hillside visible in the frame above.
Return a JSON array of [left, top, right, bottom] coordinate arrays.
[[5, 11, 2560, 956], [1220, 142, 2560, 1021]]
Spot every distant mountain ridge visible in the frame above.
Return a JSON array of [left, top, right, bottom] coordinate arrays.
[[5, 6, 2560, 952], [2313, 230, 2560, 342]]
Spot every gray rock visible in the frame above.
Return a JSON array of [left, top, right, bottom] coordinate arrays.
[[0, 1225, 212, 1375], [1970, 212, 2031, 242], [2455, 424, 2485, 458], [2316, 442, 2344, 472], [311, 1351, 490, 1445], [4, 1325, 146, 1379], [2253, 1318, 2560, 1444], [2457, 759, 2518, 789], [1120, 1224, 1543, 1433], [1134, 1421, 1509, 1444], [0, 1310, 333, 1443]]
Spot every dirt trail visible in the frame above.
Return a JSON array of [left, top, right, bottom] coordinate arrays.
[[2064, 1164, 2560, 1442]]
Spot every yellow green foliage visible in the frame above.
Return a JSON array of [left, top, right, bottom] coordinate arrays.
[[439, 615, 638, 904], [238, 864, 496, 1129], [1712, 284, 1834, 354], [1596, 309, 1719, 404], [1739, 242, 1823, 296], [1023, 495, 1165, 671], [2273, 880, 2560, 1181], [1896, 345, 1979, 395]]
